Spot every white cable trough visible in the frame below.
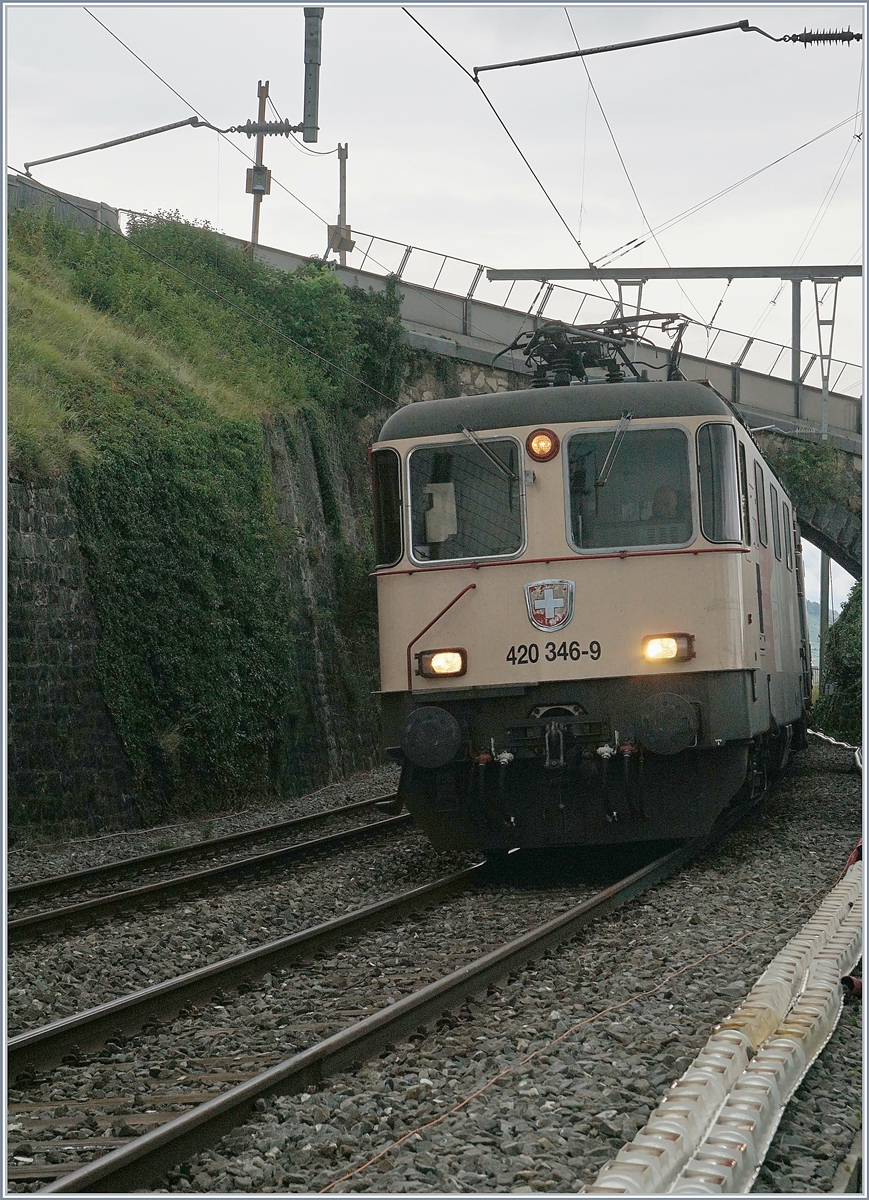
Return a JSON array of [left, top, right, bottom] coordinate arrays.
[[583, 859, 863, 1193]]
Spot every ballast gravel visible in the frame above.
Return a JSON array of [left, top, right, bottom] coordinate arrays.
[[145, 739, 862, 1194], [7, 764, 401, 885], [8, 877, 606, 1189], [752, 995, 862, 1193], [7, 826, 474, 1036]]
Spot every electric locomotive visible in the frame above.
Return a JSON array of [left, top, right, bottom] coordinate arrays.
[[371, 320, 811, 851]]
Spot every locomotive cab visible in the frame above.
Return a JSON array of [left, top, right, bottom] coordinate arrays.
[[371, 380, 810, 851]]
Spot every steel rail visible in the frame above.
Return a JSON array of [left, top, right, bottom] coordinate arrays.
[[40, 836, 704, 1194], [8, 793, 398, 904], [8, 815, 410, 943], [9, 864, 484, 1078]]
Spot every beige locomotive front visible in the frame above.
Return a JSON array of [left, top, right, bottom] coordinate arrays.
[[371, 382, 809, 850]]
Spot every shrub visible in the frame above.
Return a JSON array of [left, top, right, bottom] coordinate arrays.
[[814, 581, 862, 744]]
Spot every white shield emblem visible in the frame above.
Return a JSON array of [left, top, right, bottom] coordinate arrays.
[[525, 579, 574, 631]]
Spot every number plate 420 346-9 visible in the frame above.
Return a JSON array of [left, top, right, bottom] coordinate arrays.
[[506, 640, 601, 665]]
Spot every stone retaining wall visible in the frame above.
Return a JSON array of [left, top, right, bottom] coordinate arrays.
[[7, 474, 137, 833], [400, 361, 526, 406]]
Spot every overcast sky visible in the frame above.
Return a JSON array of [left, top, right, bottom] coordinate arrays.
[[5, 2, 864, 605]]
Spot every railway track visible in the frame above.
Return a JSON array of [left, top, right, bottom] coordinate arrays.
[[8, 864, 483, 1079], [8, 793, 400, 905], [8, 807, 408, 943], [11, 838, 699, 1193], [8, 796, 403, 902]]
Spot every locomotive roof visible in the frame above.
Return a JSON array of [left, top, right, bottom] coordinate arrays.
[[377, 380, 732, 441]]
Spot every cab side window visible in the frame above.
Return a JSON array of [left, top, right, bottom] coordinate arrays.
[[696, 423, 742, 543], [769, 483, 782, 560], [782, 501, 793, 570], [754, 462, 768, 546], [738, 442, 751, 546]]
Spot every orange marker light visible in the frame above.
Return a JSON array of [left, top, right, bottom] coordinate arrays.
[[526, 429, 560, 462]]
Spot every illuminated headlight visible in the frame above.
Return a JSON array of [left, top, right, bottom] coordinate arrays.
[[526, 429, 560, 462], [642, 634, 695, 663], [416, 648, 467, 678]]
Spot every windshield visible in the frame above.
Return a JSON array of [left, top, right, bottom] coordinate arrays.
[[409, 438, 522, 562], [567, 427, 693, 550]]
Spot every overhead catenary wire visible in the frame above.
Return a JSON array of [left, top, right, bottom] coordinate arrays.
[[473, 77, 602, 274], [401, 6, 603, 281], [747, 117, 862, 341], [794, 106, 863, 267], [8, 165, 396, 406], [576, 43, 592, 243], [855, 58, 864, 139], [594, 111, 861, 268], [795, 142, 861, 271], [84, 8, 207, 122], [400, 7, 581, 255], [565, 6, 654, 258], [563, 8, 708, 325]]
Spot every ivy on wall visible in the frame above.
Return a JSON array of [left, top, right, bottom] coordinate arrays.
[[761, 437, 860, 518], [8, 210, 406, 818], [72, 420, 296, 807]]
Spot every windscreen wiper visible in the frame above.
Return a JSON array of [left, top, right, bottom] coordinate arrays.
[[460, 425, 518, 482], [595, 409, 633, 488]]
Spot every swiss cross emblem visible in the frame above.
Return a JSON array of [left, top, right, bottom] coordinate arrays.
[[525, 579, 574, 631]]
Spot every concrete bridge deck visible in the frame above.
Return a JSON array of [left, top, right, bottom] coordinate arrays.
[[238, 236, 862, 464]]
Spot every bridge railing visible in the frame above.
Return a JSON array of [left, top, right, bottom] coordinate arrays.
[[344, 229, 863, 403]]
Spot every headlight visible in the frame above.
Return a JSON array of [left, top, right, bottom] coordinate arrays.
[[525, 429, 560, 462], [642, 634, 695, 663], [416, 648, 467, 678]]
